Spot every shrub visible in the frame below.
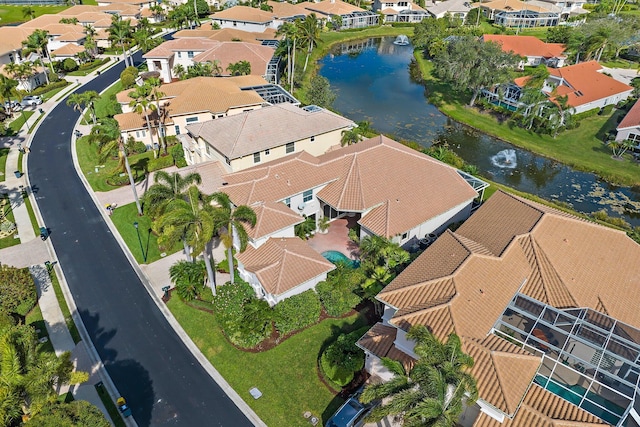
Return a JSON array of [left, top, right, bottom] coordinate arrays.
[[148, 154, 174, 172], [170, 144, 186, 167], [274, 290, 322, 335], [573, 108, 600, 121], [79, 57, 109, 71], [165, 135, 179, 146], [0, 265, 37, 316], [317, 265, 364, 317], [214, 280, 273, 348], [126, 138, 147, 154], [106, 173, 130, 186], [31, 80, 69, 96], [62, 58, 78, 72], [320, 328, 367, 387], [120, 66, 138, 89], [170, 260, 207, 301], [0, 310, 15, 330]]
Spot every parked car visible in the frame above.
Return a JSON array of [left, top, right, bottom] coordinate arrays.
[[3, 101, 22, 112], [325, 394, 373, 427], [21, 96, 42, 107]]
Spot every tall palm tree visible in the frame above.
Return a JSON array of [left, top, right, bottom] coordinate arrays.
[[361, 327, 477, 427], [144, 170, 201, 220], [66, 93, 85, 122], [276, 22, 299, 89], [156, 186, 217, 294], [209, 192, 256, 285], [226, 60, 251, 76], [22, 6, 36, 21], [128, 85, 157, 154], [146, 78, 167, 153], [83, 91, 100, 125], [108, 15, 132, 67], [23, 30, 54, 85], [298, 14, 320, 72], [0, 75, 18, 118]]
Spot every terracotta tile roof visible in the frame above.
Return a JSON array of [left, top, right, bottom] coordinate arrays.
[[303, 0, 366, 15], [618, 99, 640, 130], [483, 35, 565, 59], [174, 27, 277, 44], [114, 110, 159, 131], [210, 6, 275, 23], [246, 201, 304, 240], [236, 237, 335, 296], [546, 61, 633, 108], [357, 322, 416, 371], [0, 27, 35, 55], [473, 384, 607, 426], [475, 0, 558, 13], [193, 41, 275, 77], [143, 38, 220, 58], [220, 135, 479, 238], [51, 43, 86, 57], [267, 0, 311, 18], [463, 335, 540, 415], [186, 103, 354, 160], [381, 8, 398, 13]]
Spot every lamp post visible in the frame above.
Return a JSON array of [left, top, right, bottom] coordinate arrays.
[[133, 221, 147, 262]]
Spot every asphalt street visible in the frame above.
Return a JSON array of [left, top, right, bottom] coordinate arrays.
[[28, 52, 255, 426]]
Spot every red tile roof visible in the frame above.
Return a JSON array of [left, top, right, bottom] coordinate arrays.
[[483, 35, 565, 59], [618, 99, 640, 130]]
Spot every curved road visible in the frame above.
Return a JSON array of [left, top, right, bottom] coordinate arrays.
[[28, 53, 254, 426]]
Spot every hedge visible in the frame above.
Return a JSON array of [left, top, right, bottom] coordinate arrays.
[[316, 267, 364, 317], [148, 154, 174, 172], [31, 80, 70, 96], [573, 107, 601, 122], [78, 57, 110, 71], [274, 290, 322, 335], [0, 265, 37, 317]]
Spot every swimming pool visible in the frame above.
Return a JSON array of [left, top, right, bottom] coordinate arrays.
[[321, 250, 360, 268]]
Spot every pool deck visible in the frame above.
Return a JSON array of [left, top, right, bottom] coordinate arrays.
[[307, 217, 360, 261]]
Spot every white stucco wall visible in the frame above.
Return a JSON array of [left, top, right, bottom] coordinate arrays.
[[572, 89, 633, 115], [364, 352, 396, 382], [394, 328, 419, 359], [616, 127, 640, 142], [210, 19, 274, 32], [251, 226, 296, 249]]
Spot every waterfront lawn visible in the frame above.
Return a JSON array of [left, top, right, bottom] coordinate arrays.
[[0, 5, 69, 26], [416, 55, 640, 186], [167, 295, 370, 427]]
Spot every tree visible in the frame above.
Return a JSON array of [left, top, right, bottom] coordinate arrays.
[[5, 62, 36, 92], [276, 21, 299, 90], [22, 6, 36, 21], [607, 138, 634, 159], [120, 66, 138, 89], [433, 36, 520, 106], [226, 60, 251, 76], [298, 14, 320, 72], [340, 128, 360, 146], [546, 25, 573, 44], [516, 65, 550, 130], [361, 327, 477, 427], [0, 265, 36, 316], [173, 64, 186, 79], [133, 28, 162, 53], [129, 85, 158, 154], [66, 90, 99, 125], [169, 260, 207, 301], [209, 192, 256, 285], [143, 170, 202, 219], [23, 30, 54, 85], [307, 75, 336, 109], [146, 78, 167, 153], [0, 75, 18, 118], [108, 15, 133, 67], [27, 400, 110, 427], [156, 186, 217, 294]]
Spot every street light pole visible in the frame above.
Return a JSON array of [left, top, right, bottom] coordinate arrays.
[[133, 221, 147, 263]]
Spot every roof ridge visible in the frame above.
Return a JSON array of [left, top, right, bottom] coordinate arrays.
[[530, 236, 577, 308]]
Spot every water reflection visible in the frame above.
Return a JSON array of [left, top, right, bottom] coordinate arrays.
[[319, 37, 640, 226]]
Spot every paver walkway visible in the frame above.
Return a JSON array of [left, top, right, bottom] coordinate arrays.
[[0, 237, 49, 267]]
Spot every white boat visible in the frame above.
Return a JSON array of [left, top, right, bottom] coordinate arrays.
[[393, 35, 410, 46]]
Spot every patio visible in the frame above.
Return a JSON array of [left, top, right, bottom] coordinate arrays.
[[306, 216, 360, 261]]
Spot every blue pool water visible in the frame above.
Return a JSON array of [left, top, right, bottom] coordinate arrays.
[[322, 251, 360, 268]]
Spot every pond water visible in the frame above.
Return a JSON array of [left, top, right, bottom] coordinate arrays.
[[319, 37, 640, 226]]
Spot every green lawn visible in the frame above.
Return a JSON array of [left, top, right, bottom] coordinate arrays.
[[168, 296, 369, 427], [49, 269, 81, 344], [0, 197, 19, 249], [600, 58, 640, 69], [23, 195, 41, 237], [0, 147, 9, 182], [25, 303, 55, 355], [95, 81, 123, 120], [414, 55, 640, 186], [3, 111, 35, 136], [110, 202, 181, 264], [0, 5, 69, 26], [95, 382, 126, 427]]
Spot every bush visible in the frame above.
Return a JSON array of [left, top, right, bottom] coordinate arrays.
[[171, 144, 186, 167], [62, 58, 78, 72], [573, 107, 601, 121], [0, 266, 37, 316], [126, 138, 147, 154], [320, 328, 367, 387], [316, 266, 364, 317], [148, 154, 174, 172], [170, 260, 207, 301], [274, 290, 322, 335], [600, 104, 615, 115], [120, 66, 138, 89], [78, 57, 109, 71], [31, 80, 70, 96], [106, 173, 130, 186], [214, 280, 273, 348]]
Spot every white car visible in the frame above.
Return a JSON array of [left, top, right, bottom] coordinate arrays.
[[21, 96, 43, 107], [3, 101, 22, 112]]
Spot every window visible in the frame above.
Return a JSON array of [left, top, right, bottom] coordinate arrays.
[[177, 52, 182, 58], [303, 190, 312, 202], [205, 144, 211, 155], [187, 51, 194, 59], [402, 232, 408, 240], [285, 197, 291, 208], [233, 21, 237, 26], [286, 142, 295, 153], [174, 125, 181, 135], [265, 148, 270, 155], [310, 136, 315, 142], [253, 152, 261, 163], [186, 117, 198, 123]]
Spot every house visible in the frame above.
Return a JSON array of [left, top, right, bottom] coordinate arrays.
[[0, 27, 35, 66], [373, 0, 430, 23], [220, 135, 487, 249], [537, 0, 589, 19], [615, 99, 640, 144], [482, 34, 566, 69], [474, 0, 561, 27], [209, 6, 278, 32], [483, 61, 634, 115], [97, 0, 155, 9], [173, 25, 279, 45], [266, 0, 311, 22], [425, 0, 471, 19], [302, 0, 379, 29], [144, 37, 280, 83], [358, 190, 640, 427], [182, 102, 356, 172], [236, 236, 335, 306], [113, 76, 267, 147]]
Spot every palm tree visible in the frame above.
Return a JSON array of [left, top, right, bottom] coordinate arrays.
[[129, 85, 157, 154], [276, 22, 299, 90], [169, 259, 207, 301], [0, 75, 18, 118], [108, 15, 132, 67], [144, 170, 202, 219], [361, 327, 477, 427], [341, 128, 360, 146], [156, 186, 217, 294], [173, 64, 186, 79], [66, 93, 85, 122], [23, 30, 54, 85], [209, 192, 256, 285], [83, 91, 99, 125], [226, 60, 251, 76], [298, 14, 320, 72], [146, 78, 167, 152], [22, 6, 36, 21]]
